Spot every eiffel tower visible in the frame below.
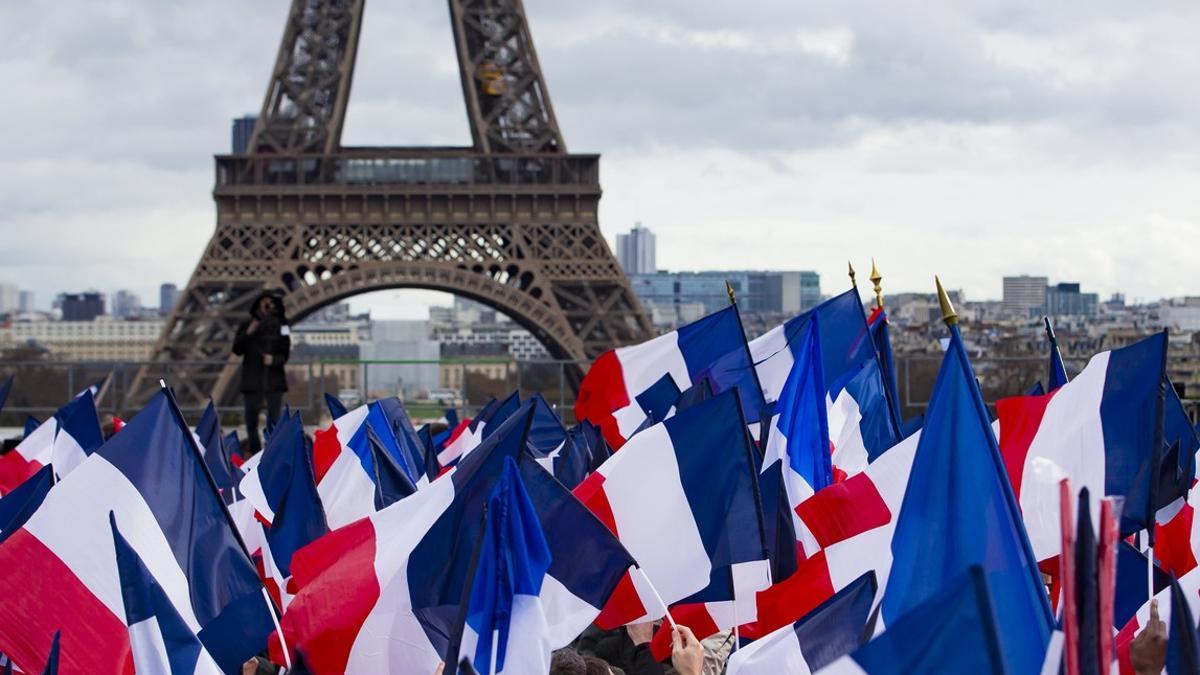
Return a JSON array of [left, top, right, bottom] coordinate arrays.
[[126, 0, 652, 409]]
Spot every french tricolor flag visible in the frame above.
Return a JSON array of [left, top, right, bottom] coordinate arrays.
[[0, 391, 274, 673], [997, 332, 1170, 562], [574, 305, 765, 450], [752, 290, 901, 477], [0, 391, 103, 493], [725, 572, 876, 675], [275, 402, 634, 674], [573, 389, 772, 628]]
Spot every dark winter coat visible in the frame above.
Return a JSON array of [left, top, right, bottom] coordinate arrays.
[[232, 294, 291, 394]]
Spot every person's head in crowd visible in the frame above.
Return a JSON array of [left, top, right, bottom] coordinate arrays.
[[550, 648, 588, 675], [582, 654, 619, 675]]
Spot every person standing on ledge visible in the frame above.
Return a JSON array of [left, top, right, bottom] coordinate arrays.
[[232, 290, 291, 455]]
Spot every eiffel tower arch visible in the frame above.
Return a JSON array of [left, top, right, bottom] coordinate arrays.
[[126, 0, 652, 409]]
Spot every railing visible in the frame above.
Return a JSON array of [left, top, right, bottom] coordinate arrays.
[[1, 355, 1196, 428], [214, 151, 600, 189]]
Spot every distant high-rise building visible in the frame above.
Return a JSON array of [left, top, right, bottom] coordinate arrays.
[[1045, 282, 1098, 317], [616, 223, 656, 275], [159, 283, 179, 317], [113, 290, 142, 318], [1002, 275, 1048, 317], [18, 290, 35, 313], [232, 115, 257, 154], [629, 270, 820, 326], [0, 283, 17, 314], [59, 292, 106, 321]]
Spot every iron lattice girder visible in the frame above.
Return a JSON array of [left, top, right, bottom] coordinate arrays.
[[124, 0, 650, 411]]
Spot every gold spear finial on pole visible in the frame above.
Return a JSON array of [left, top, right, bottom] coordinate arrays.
[[870, 259, 884, 310], [935, 276, 958, 326], [848, 261, 857, 287], [726, 280, 737, 305]]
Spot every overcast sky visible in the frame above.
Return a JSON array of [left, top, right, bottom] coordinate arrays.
[[1, 0, 1197, 315]]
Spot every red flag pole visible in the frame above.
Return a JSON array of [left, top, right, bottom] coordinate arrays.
[[1060, 479, 1079, 675], [1098, 499, 1118, 671]]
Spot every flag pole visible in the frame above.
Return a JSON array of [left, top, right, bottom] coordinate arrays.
[[262, 586, 293, 670], [635, 567, 677, 630]]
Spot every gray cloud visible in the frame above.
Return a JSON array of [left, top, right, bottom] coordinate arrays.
[[0, 0, 1197, 310]]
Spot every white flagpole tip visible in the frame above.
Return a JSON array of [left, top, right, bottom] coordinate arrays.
[[158, 379, 167, 389]]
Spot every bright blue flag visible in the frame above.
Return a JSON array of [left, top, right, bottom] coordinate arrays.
[[377, 397, 428, 481], [769, 315, 833, 496], [881, 323, 1052, 674], [458, 457, 553, 675]]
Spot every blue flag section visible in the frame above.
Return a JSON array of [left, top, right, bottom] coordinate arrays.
[[881, 324, 1052, 674], [850, 567, 1007, 674], [258, 414, 328, 580], [459, 458, 553, 675], [196, 401, 237, 491], [1114, 542, 1169, 628], [1167, 574, 1200, 675], [40, 631, 59, 675], [324, 392, 349, 420], [366, 424, 417, 508], [772, 315, 833, 495], [1044, 317, 1070, 391], [0, 465, 53, 545]]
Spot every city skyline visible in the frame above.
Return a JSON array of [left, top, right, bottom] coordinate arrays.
[[1, 1, 1197, 311]]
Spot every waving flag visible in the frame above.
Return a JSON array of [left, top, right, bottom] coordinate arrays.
[[195, 402, 237, 492], [574, 390, 770, 629], [277, 402, 634, 674], [866, 306, 907, 435], [575, 305, 764, 449], [238, 414, 327, 608], [0, 391, 103, 493], [819, 567, 1007, 674], [763, 315, 833, 512], [0, 390, 274, 673], [751, 289, 900, 469], [110, 513, 222, 675], [451, 458, 553, 675], [881, 314, 1052, 674], [726, 572, 876, 675], [997, 332, 1169, 561]]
